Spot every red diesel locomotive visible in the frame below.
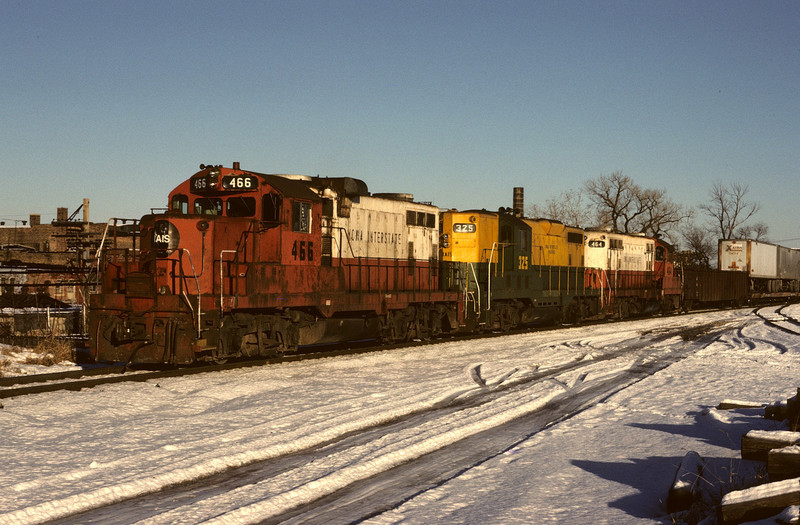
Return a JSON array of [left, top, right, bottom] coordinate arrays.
[[90, 163, 461, 364]]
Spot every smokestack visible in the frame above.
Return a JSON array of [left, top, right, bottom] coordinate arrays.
[[29, 214, 40, 227], [513, 187, 524, 217], [233, 161, 240, 170], [83, 198, 90, 224], [57, 207, 68, 222]]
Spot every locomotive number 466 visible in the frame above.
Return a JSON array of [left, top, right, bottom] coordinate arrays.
[[292, 240, 314, 261]]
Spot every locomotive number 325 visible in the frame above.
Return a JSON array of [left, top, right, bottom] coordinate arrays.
[[291, 240, 314, 261]]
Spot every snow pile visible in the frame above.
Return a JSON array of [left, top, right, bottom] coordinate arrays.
[[0, 343, 80, 377]]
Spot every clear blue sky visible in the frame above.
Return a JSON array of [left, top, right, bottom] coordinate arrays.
[[2, 1, 798, 246]]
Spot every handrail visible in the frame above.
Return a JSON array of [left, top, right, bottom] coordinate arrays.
[[468, 262, 481, 314], [219, 249, 238, 314], [95, 217, 139, 287], [487, 242, 498, 308], [323, 224, 358, 261], [179, 248, 202, 338]]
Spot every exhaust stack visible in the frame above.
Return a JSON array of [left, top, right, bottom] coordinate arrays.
[[513, 187, 524, 217]]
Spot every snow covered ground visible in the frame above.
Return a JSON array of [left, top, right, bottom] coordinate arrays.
[[1, 306, 799, 524]]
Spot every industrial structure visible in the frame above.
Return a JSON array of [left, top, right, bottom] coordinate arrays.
[[0, 199, 137, 306]]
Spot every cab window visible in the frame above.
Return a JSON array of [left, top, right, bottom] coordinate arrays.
[[262, 193, 282, 222], [226, 197, 256, 217], [194, 198, 222, 216], [500, 225, 513, 243], [171, 194, 188, 214], [655, 246, 666, 261], [292, 201, 311, 233]]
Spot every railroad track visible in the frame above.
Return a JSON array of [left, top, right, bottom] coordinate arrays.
[[0, 352, 352, 400], [0, 330, 530, 399], [754, 304, 800, 336], [0, 307, 751, 400]]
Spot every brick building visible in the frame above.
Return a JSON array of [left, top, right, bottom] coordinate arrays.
[[0, 200, 137, 305]]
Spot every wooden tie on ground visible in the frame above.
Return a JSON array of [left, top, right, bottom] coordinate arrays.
[[717, 388, 800, 523]]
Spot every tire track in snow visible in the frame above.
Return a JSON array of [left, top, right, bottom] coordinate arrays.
[[267, 326, 735, 525], [38, 320, 743, 525]]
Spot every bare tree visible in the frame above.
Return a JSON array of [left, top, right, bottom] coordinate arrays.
[[735, 221, 769, 241], [583, 171, 690, 240], [699, 181, 760, 239], [679, 224, 715, 269], [633, 188, 693, 240], [583, 171, 635, 232]]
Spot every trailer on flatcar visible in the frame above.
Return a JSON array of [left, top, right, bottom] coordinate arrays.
[[718, 239, 800, 298]]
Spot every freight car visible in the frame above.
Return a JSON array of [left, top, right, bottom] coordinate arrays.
[[90, 163, 461, 364], [681, 269, 749, 310]]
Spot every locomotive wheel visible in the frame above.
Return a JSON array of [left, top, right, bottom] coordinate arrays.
[[562, 302, 580, 325], [410, 308, 427, 341], [494, 303, 520, 332], [498, 305, 511, 332], [254, 315, 299, 355], [431, 305, 446, 337], [219, 315, 244, 360], [381, 309, 412, 342], [618, 300, 629, 319], [219, 313, 300, 359], [411, 305, 439, 341]]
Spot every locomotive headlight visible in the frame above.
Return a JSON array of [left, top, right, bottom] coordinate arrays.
[[469, 216, 476, 223], [158, 285, 171, 295], [208, 170, 220, 188]]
